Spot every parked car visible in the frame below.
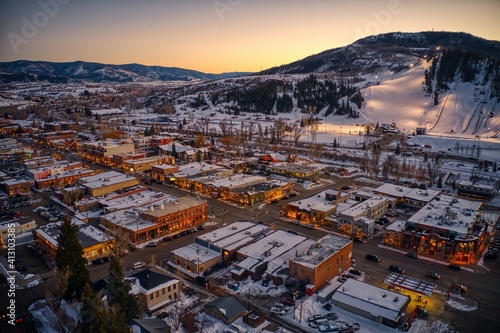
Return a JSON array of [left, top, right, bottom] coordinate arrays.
[[366, 254, 381, 262], [197, 224, 205, 230], [270, 306, 286, 315], [318, 323, 340, 333], [484, 252, 498, 259], [273, 303, 290, 311], [324, 312, 338, 320], [261, 278, 270, 287], [281, 297, 295, 306], [132, 262, 146, 270], [416, 306, 430, 318], [162, 236, 173, 242], [195, 276, 209, 288], [451, 283, 467, 293], [351, 237, 364, 243], [309, 318, 329, 329], [405, 252, 418, 259], [389, 265, 405, 274], [348, 269, 362, 276], [308, 315, 324, 323], [448, 263, 461, 271], [425, 271, 441, 279], [92, 257, 109, 265], [322, 303, 332, 311], [145, 242, 157, 247]]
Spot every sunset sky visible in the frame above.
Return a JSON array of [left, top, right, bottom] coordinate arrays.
[[1, 0, 499, 73]]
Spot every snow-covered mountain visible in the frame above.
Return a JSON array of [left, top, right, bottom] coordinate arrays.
[[156, 32, 499, 145], [260, 31, 500, 75], [0, 60, 251, 83]]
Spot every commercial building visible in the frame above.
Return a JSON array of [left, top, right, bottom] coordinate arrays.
[[383, 195, 486, 263], [282, 189, 348, 225], [34, 218, 114, 262], [78, 170, 139, 197], [289, 234, 353, 292], [331, 278, 411, 328]]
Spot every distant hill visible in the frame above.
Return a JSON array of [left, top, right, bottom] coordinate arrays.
[[0, 60, 251, 83], [260, 31, 500, 75]]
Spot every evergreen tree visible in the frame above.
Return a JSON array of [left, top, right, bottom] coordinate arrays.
[[333, 138, 337, 148], [108, 256, 139, 321], [183, 118, 187, 125], [395, 143, 401, 155], [437, 176, 443, 188], [171, 143, 178, 159], [107, 311, 129, 333], [375, 122, 379, 131], [493, 161, 497, 172], [78, 284, 106, 333], [55, 217, 89, 301]]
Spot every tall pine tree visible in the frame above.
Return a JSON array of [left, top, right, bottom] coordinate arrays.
[[56, 217, 89, 301], [78, 283, 106, 333], [108, 256, 139, 321]]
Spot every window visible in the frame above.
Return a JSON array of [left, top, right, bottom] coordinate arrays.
[[168, 286, 171, 292], [156, 291, 159, 297], [173, 284, 176, 290], [150, 294, 153, 300]]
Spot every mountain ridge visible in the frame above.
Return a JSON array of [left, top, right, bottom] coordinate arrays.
[[0, 59, 252, 83], [260, 31, 500, 75]]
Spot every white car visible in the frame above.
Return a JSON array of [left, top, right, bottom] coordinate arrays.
[[270, 306, 287, 315], [132, 262, 146, 270], [272, 302, 290, 311]]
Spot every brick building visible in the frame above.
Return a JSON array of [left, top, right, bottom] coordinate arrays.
[[289, 234, 353, 292]]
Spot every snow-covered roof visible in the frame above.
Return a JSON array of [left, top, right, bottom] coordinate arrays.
[[125, 266, 179, 295], [173, 162, 225, 177], [266, 239, 315, 276], [201, 224, 269, 250], [37, 218, 112, 249], [406, 195, 481, 237], [140, 196, 206, 218], [332, 278, 410, 321], [79, 170, 136, 189], [287, 189, 339, 213], [384, 272, 436, 296], [340, 196, 387, 219], [386, 219, 406, 232], [374, 183, 411, 198], [99, 189, 177, 212], [195, 220, 257, 244], [171, 243, 221, 264], [291, 234, 352, 267], [405, 188, 441, 202], [237, 230, 307, 261], [103, 209, 155, 232]]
